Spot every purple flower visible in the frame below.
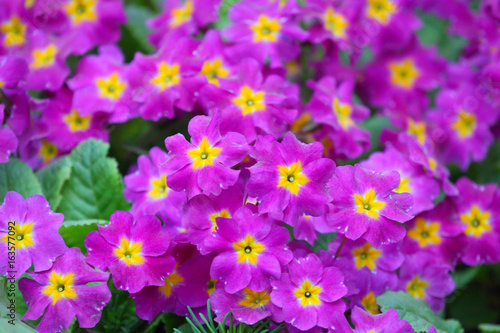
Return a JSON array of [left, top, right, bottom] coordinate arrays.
[[0, 191, 67, 279], [0, 55, 28, 90], [246, 132, 335, 224], [124, 147, 187, 219], [450, 177, 500, 266], [290, 208, 334, 246], [361, 145, 440, 215], [163, 110, 249, 199], [270, 253, 347, 331], [131, 244, 213, 320], [327, 164, 414, 247], [85, 211, 175, 293], [18, 247, 111, 333], [351, 306, 413, 333], [0, 105, 18, 164], [209, 206, 293, 293], [183, 184, 244, 254], [211, 281, 280, 325], [398, 252, 454, 312]]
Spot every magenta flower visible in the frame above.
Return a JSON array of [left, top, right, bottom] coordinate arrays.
[[327, 164, 414, 247], [163, 110, 249, 199], [270, 253, 347, 331], [290, 208, 333, 246], [18, 247, 111, 333], [306, 77, 371, 159], [351, 306, 413, 333], [211, 281, 280, 325], [0, 191, 67, 279], [246, 132, 335, 224], [209, 206, 293, 293], [0, 55, 28, 90], [0, 105, 18, 164], [124, 147, 186, 219], [131, 244, 213, 320], [361, 145, 440, 215], [183, 184, 244, 254], [398, 252, 454, 312], [84, 211, 175, 293], [450, 177, 500, 266]]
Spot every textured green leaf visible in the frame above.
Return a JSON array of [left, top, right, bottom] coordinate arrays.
[[313, 232, 337, 252], [36, 156, 72, 209], [479, 324, 500, 333], [0, 159, 43, 202], [378, 291, 463, 333], [0, 275, 37, 333], [57, 139, 130, 221]]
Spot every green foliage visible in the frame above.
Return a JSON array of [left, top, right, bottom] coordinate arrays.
[[0, 274, 38, 332], [36, 156, 72, 209], [0, 158, 43, 202], [313, 232, 337, 252], [479, 324, 500, 333], [378, 291, 463, 333]]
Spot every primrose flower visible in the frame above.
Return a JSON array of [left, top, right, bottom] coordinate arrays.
[[18, 247, 111, 333], [0, 105, 18, 164], [351, 306, 414, 333], [450, 178, 500, 266], [163, 110, 248, 198], [246, 132, 335, 224], [0, 55, 28, 90], [211, 281, 280, 325], [0, 4, 33, 54], [290, 208, 334, 246], [131, 244, 213, 320], [0, 191, 67, 279], [124, 147, 186, 219], [361, 145, 440, 215], [398, 252, 454, 312], [209, 206, 293, 293], [183, 184, 244, 254], [270, 253, 347, 331], [85, 211, 175, 293], [327, 164, 414, 247]]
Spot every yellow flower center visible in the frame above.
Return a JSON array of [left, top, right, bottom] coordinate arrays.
[[353, 189, 386, 219], [1, 222, 35, 249], [232, 86, 266, 115], [452, 110, 476, 139], [291, 112, 312, 134], [148, 174, 169, 199], [250, 15, 281, 43], [333, 97, 354, 129], [64, 0, 97, 25], [113, 237, 145, 266], [407, 118, 427, 144], [199, 58, 230, 86], [96, 72, 127, 100], [407, 217, 442, 247], [39, 139, 58, 164], [30, 44, 58, 69], [460, 205, 491, 238], [394, 176, 411, 194], [406, 275, 429, 299], [323, 7, 348, 39], [186, 137, 222, 169], [233, 234, 266, 265], [277, 161, 310, 196], [159, 266, 184, 297], [362, 291, 381, 314], [1, 16, 27, 47], [367, 0, 397, 24], [294, 280, 322, 307], [42, 271, 78, 305], [63, 109, 92, 132], [389, 59, 420, 89], [209, 209, 231, 232], [207, 278, 217, 296], [170, 0, 193, 28], [352, 242, 381, 270], [239, 288, 271, 308], [150, 62, 181, 92]]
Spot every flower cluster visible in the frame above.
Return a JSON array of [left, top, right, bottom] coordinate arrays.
[[1, 0, 500, 332]]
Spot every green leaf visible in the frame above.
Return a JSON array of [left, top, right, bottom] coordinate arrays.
[[0, 159, 43, 203], [36, 156, 72, 209], [452, 265, 482, 289], [57, 139, 130, 221], [479, 324, 500, 333], [0, 275, 37, 333], [214, 0, 241, 29], [378, 291, 463, 333], [123, 5, 155, 54], [313, 232, 336, 252]]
